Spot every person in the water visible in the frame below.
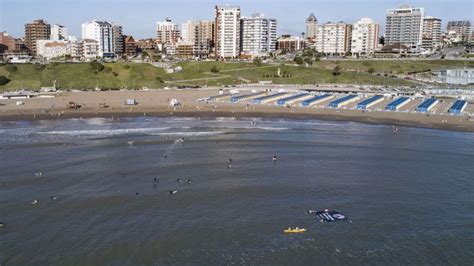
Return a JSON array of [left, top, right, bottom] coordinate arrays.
[[228, 158, 233, 168]]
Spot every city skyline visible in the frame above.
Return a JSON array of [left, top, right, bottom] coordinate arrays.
[[1, 0, 473, 39]]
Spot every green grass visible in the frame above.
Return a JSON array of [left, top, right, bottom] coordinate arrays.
[[313, 60, 474, 74], [1, 60, 471, 91]]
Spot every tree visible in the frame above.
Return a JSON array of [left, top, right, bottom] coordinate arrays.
[[332, 66, 341, 76], [294, 56, 304, 65], [253, 57, 262, 66], [0, 75, 11, 85], [367, 67, 375, 74]]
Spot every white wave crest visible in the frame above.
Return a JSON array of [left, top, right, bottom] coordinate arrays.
[[37, 127, 171, 136]]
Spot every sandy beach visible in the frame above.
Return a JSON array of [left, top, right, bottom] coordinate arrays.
[[0, 89, 473, 132]]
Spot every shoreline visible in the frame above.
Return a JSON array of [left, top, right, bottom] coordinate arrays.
[[1, 108, 473, 133], [0, 90, 473, 132]]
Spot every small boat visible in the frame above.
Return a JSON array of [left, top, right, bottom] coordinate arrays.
[[284, 227, 306, 233]]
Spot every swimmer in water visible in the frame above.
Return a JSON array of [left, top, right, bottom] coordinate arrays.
[[186, 179, 192, 184], [177, 178, 183, 183], [50, 196, 58, 200], [228, 158, 233, 168], [154, 177, 158, 184], [169, 190, 178, 194]]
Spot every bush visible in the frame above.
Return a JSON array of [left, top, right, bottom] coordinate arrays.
[[0, 75, 11, 85], [362, 61, 371, 67], [103, 66, 112, 73], [112, 72, 118, 77], [123, 64, 131, 69], [367, 67, 375, 74], [332, 66, 341, 76], [210, 66, 220, 73], [5, 65, 17, 73], [90, 61, 105, 72], [253, 57, 262, 66], [34, 63, 46, 71], [294, 56, 304, 65]]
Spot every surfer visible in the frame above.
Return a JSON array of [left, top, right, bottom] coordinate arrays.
[[169, 190, 178, 194], [273, 154, 277, 164], [186, 179, 192, 184], [50, 196, 58, 200], [177, 178, 183, 183], [228, 158, 233, 168]]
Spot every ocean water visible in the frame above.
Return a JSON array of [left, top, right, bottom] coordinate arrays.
[[1, 117, 473, 265]]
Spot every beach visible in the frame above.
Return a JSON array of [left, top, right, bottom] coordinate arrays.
[[0, 89, 473, 132]]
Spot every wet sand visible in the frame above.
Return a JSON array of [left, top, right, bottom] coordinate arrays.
[[0, 90, 473, 132]]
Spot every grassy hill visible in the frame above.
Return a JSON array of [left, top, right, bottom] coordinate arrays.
[[0, 60, 472, 91]]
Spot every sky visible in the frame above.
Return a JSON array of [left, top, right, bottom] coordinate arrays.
[[1, 0, 473, 39]]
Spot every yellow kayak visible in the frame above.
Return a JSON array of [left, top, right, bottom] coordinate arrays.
[[284, 227, 306, 233]]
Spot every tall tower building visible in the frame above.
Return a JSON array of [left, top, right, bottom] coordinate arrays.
[[351, 17, 380, 55], [112, 24, 124, 55], [81, 20, 115, 57], [25, 19, 51, 54], [422, 17, 441, 50], [240, 13, 277, 56], [214, 5, 241, 58], [306, 13, 318, 39], [50, 24, 68, 41], [316, 22, 352, 55], [194, 20, 214, 58], [181, 20, 195, 43], [385, 5, 424, 48], [156, 18, 180, 44]]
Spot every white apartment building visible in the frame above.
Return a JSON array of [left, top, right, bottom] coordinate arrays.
[[50, 24, 68, 40], [214, 5, 241, 58], [306, 13, 318, 39], [240, 13, 277, 56], [81, 20, 115, 57], [156, 18, 180, 44], [351, 17, 379, 55], [181, 20, 195, 43], [316, 22, 352, 55], [82, 39, 99, 59], [36, 40, 69, 59], [422, 17, 442, 50], [385, 5, 424, 48], [194, 20, 214, 57]]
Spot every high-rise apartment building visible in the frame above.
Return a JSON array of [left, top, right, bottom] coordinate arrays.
[[194, 20, 214, 58], [446, 21, 472, 42], [214, 5, 241, 58], [156, 18, 180, 44], [50, 24, 68, 40], [112, 25, 124, 55], [81, 20, 115, 57], [306, 13, 318, 39], [316, 22, 352, 54], [422, 17, 441, 50], [385, 5, 424, 48], [181, 20, 195, 43], [25, 19, 51, 54], [351, 17, 379, 55], [240, 13, 277, 56]]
